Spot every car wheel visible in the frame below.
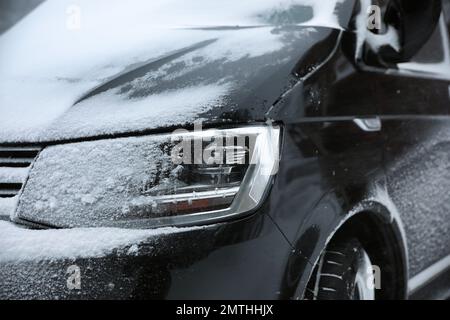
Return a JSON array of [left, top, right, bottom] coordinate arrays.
[[306, 238, 376, 300]]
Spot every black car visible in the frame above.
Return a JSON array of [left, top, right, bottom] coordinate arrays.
[[0, 0, 449, 300]]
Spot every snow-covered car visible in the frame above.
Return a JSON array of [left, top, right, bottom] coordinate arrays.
[[0, 0, 449, 300]]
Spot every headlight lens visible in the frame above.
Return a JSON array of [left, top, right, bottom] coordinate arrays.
[[16, 125, 280, 228]]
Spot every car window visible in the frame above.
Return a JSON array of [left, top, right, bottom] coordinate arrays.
[[397, 15, 450, 76]]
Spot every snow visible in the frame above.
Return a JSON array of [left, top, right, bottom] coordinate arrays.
[[0, 79, 97, 140], [0, 0, 348, 142], [43, 83, 232, 139], [15, 135, 179, 227], [0, 196, 18, 218], [345, 121, 450, 276], [365, 26, 400, 52], [0, 0, 346, 78], [299, 0, 347, 30], [355, 0, 400, 58], [0, 167, 30, 183], [0, 167, 30, 218], [0, 220, 202, 262], [383, 123, 450, 275]]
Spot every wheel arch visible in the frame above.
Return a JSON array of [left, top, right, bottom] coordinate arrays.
[[288, 195, 409, 300], [326, 207, 409, 300]]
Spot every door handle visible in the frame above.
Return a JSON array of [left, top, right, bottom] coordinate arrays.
[[353, 117, 382, 132]]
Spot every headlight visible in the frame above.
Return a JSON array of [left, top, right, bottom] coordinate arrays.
[[16, 125, 280, 228]]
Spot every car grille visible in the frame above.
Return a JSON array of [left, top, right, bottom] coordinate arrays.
[[0, 146, 41, 198]]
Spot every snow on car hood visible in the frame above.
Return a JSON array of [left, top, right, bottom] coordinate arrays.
[[0, 0, 351, 143]]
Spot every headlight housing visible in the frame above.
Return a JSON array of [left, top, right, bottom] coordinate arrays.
[[16, 125, 280, 228]]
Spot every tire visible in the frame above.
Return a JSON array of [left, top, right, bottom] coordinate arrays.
[[306, 238, 376, 300]]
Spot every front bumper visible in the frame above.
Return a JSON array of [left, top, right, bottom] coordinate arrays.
[[0, 206, 303, 300]]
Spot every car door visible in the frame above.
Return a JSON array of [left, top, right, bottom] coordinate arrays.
[[376, 14, 450, 281]]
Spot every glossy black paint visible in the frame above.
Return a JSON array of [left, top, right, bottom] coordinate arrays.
[[2, 1, 450, 300], [1, 212, 298, 299]]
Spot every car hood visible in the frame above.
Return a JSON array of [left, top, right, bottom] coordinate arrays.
[[0, 0, 351, 143]]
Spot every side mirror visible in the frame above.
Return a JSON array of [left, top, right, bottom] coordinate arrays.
[[360, 0, 442, 66]]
